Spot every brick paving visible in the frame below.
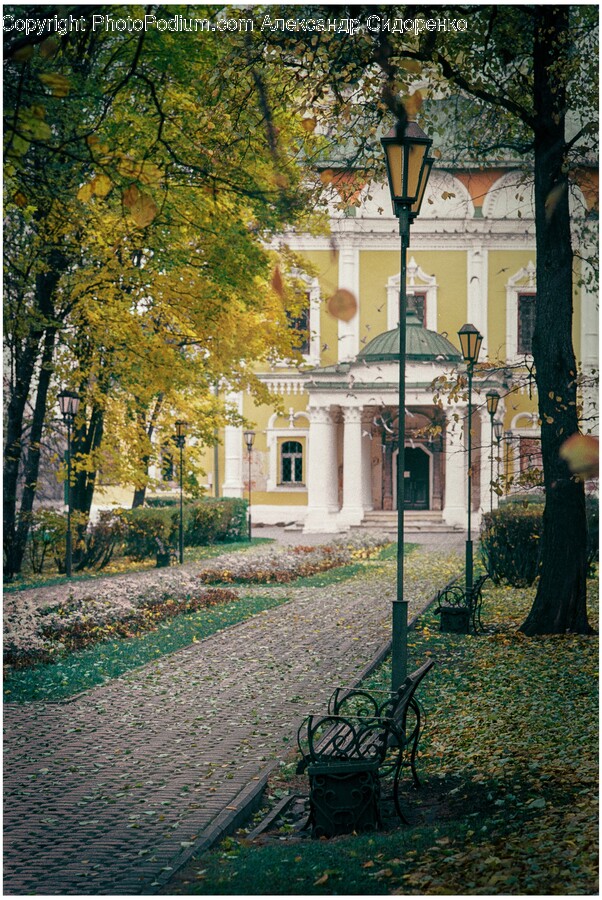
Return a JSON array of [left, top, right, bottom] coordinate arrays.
[[4, 541, 461, 895]]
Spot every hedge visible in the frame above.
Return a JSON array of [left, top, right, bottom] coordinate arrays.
[[23, 498, 249, 574], [481, 495, 599, 586]]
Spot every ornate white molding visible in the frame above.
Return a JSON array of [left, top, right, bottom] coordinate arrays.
[[386, 256, 438, 332], [505, 261, 536, 364]]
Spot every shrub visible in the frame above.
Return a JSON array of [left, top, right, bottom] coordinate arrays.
[[75, 510, 128, 571], [480, 507, 542, 587], [120, 507, 177, 560], [27, 509, 88, 574], [586, 494, 599, 574], [185, 498, 248, 545]]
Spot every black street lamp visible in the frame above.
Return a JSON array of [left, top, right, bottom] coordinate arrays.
[[458, 323, 483, 601], [58, 390, 80, 578], [243, 430, 255, 541], [382, 118, 434, 690], [486, 390, 501, 513], [175, 420, 188, 564], [494, 419, 504, 501]]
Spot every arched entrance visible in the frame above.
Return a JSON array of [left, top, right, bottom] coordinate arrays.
[[393, 446, 431, 510]]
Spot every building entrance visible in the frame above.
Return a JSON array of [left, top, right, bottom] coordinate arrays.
[[392, 446, 430, 510]]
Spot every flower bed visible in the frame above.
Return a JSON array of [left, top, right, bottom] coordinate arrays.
[[4, 587, 239, 670], [198, 534, 389, 584]]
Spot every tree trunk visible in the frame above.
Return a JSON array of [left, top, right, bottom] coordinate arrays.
[[3, 255, 63, 578], [71, 403, 105, 568], [520, 6, 591, 635], [13, 325, 58, 574], [132, 394, 164, 508]]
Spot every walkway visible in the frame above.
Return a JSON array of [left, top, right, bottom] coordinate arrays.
[[4, 537, 462, 895]]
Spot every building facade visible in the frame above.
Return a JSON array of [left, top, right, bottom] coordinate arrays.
[[199, 164, 598, 532]]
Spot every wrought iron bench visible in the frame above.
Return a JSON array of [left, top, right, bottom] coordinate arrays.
[[435, 573, 490, 633], [296, 659, 434, 837]]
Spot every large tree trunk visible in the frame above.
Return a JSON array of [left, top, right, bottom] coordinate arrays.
[[3, 256, 63, 579], [13, 325, 58, 574], [520, 6, 591, 635]]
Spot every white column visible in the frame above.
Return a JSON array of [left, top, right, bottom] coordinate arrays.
[[361, 422, 374, 512], [339, 407, 365, 527], [304, 406, 340, 532], [477, 407, 490, 522], [467, 246, 488, 355], [442, 408, 467, 527], [337, 244, 360, 362], [221, 391, 243, 497], [580, 254, 599, 433]]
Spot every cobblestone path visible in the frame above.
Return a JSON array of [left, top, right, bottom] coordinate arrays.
[[4, 551, 460, 894]]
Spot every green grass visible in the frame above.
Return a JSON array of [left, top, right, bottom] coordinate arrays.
[[4, 542, 401, 703], [3, 538, 273, 594], [168, 578, 598, 896], [4, 594, 286, 703]]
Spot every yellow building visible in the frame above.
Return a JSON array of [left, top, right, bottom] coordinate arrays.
[[201, 164, 598, 533]]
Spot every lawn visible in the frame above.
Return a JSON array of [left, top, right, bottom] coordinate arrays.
[[4, 535, 394, 702], [165, 578, 599, 896]]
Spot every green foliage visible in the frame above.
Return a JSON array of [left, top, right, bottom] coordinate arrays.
[[482, 498, 598, 585], [185, 498, 248, 546], [480, 507, 542, 586], [4, 594, 285, 703], [75, 510, 128, 571], [585, 495, 599, 573], [120, 507, 176, 560], [177, 580, 597, 896], [26, 508, 88, 574]]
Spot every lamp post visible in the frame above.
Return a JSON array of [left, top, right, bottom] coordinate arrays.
[[457, 324, 483, 600], [175, 420, 188, 564], [494, 420, 504, 502], [58, 390, 80, 578], [486, 390, 501, 513], [243, 430, 255, 542], [382, 119, 434, 690]]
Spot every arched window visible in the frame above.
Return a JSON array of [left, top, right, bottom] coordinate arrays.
[[281, 440, 303, 484]]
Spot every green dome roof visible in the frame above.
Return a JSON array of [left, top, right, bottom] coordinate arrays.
[[358, 311, 462, 363]]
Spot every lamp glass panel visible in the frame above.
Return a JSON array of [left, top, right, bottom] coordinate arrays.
[[412, 157, 434, 216], [175, 420, 188, 438], [406, 141, 428, 200], [486, 391, 500, 416], [385, 142, 403, 199]]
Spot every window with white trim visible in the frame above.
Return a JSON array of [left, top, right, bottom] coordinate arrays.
[[280, 440, 304, 484], [517, 294, 536, 355]]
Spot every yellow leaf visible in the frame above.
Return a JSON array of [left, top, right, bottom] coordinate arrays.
[[13, 45, 34, 63], [314, 873, 329, 886], [301, 117, 317, 133], [560, 433, 599, 477], [122, 184, 141, 208], [40, 37, 60, 59], [92, 174, 112, 198], [271, 267, 284, 298], [39, 73, 71, 97], [327, 289, 357, 322], [130, 192, 158, 228], [77, 182, 94, 203], [404, 90, 423, 118]]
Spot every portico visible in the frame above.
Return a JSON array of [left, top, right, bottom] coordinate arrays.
[[302, 311, 503, 533]]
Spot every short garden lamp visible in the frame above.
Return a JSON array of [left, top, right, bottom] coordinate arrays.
[[243, 430, 255, 542], [457, 324, 483, 600], [175, 420, 188, 564], [58, 390, 80, 578], [382, 118, 434, 691], [486, 391, 501, 513]]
